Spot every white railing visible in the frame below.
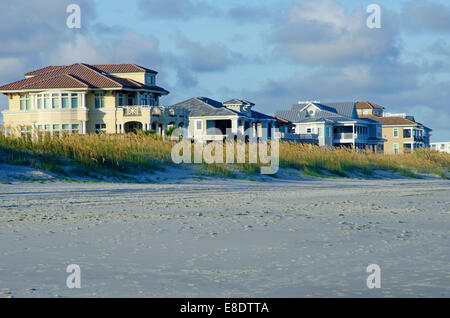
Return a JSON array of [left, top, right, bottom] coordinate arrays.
[[334, 132, 354, 140], [281, 133, 319, 140], [120, 105, 190, 118], [123, 106, 142, 117]]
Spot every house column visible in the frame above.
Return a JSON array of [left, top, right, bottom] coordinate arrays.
[[232, 118, 238, 135], [81, 92, 86, 108], [31, 94, 35, 110], [82, 121, 87, 134]]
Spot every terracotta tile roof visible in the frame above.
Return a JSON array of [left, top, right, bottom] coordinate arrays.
[[0, 63, 168, 94], [359, 115, 418, 126], [24, 65, 65, 77], [22, 74, 89, 89], [356, 101, 384, 110], [92, 64, 157, 74]]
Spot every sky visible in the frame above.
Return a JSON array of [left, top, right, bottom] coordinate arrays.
[[0, 0, 449, 141]]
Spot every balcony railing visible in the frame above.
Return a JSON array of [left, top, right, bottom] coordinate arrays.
[[281, 133, 319, 141], [334, 132, 355, 140], [119, 105, 190, 118], [123, 106, 142, 117]]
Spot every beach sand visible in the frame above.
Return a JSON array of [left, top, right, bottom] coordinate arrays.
[[0, 168, 449, 297]]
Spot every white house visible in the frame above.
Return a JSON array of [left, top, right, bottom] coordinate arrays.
[[172, 97, 276, 142], [275, 101, 385, 151], [431, 142, 450, 154]]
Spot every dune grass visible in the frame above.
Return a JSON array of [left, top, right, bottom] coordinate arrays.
[[0, 132, 448, 180]]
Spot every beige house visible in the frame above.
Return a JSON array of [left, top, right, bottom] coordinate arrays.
[[0, 63, 189, 136], [357, 102, 432, 154]]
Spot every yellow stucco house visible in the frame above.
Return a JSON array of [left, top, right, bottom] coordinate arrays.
[[0, 63, 189, 136], [357, 102, 432, 154]]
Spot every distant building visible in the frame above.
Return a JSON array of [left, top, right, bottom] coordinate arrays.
[[275, 101, 385, 151], [356, 102, 432, 154], [431, 142, 450, 154]]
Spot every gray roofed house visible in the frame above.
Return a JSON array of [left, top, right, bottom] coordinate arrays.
[[172, 97, 276, 141], [275, 101, 386, 151]]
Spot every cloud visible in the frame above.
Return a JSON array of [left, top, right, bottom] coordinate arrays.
[[226, 4, 276, 23], [402, 0, 450, 33], [175, 33, 250, 72], [0, 0, 96, 56], [137, 0, 219, 20], [269, 0, 400, 66]]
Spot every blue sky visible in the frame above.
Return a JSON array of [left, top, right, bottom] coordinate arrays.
[[1, 0, 450, 141]]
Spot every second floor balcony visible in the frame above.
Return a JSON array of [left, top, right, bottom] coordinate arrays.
[[119, 105, 190, 119]]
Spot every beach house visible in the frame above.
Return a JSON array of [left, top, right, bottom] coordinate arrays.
[[171, 97, 277, 142], [275, 101, 385, 151], [431, 142, 450, 154], [0, 63, 189, 136], [356, 102, 432, 154]]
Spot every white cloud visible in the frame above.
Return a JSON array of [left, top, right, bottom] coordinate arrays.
[[270, 0, 400, 65]]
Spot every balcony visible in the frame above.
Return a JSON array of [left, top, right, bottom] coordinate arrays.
[[281, 133, 319, 144], [334, 132, 355, 140], [123, 106, 142, 117], [119, 105, 190, 119]]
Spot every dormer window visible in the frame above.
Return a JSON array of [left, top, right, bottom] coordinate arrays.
[[306, 108, 315, 117], [145, 73, 155, 85]]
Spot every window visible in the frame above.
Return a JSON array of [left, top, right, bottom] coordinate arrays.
[[20, 94, 31, 110], [44, 124, 51, 132], [95, 92, 105, 108], [62, 93, 69, 109], [62, 124, 70, 131], [52, 94, 60, 109], [393, 128, 399, 137], [317, 127, 321, 136], [142, 94, 148, 106], [403, 128, 411, 138], [393, 143, 399, 154], [37, 95, 43, 109], [21, 126, 32, 137], [71, 93, 78, 108], [71, 124, 80, 134], [44, 94, 51, 109], [196, 120, 202, 131], [307, 128, 312, 134], [53, 124, 60, 131], [146, 73, 155, 85], [118, 93, 124, 106], [20, 95, 25, 110], [326, 127, 331, 137], [127, 94, 134, 105], [95, 123, 106, 134]]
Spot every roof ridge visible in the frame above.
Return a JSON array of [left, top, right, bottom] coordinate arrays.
[[64, 74, 90, 87], [78, 63, 123, 87], [195, 97, 243, 116], [20, 73, 80, 88], [24, 65, 65, 76]]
